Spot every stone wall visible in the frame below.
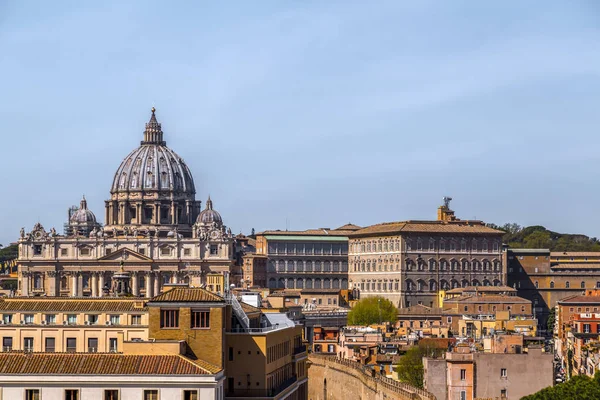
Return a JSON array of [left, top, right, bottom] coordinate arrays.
[[308, 354, 435, 400]]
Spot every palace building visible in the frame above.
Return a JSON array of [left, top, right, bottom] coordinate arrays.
[[348, 199, 505, 307], [17, 108, 235, 297]]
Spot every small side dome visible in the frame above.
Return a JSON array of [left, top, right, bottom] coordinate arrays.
[[196, 196, 222, 225], [70, 196, 97, 224]]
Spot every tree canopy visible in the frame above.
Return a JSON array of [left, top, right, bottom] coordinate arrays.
[[485, 223, 600, 252], [522, 371, 600, 400], [347, 296, 397, 326], [396, 341, 447, 389]]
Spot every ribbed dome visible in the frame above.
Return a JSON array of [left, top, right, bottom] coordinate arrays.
[[197, 196, 222, 225], [110, 108, 196, 195], [70, 196, 97, 224]]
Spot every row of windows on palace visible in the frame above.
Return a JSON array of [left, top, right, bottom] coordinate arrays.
[[533, 280, 600, 290], [28, 272, 189, 291], [268, 260, 348, 273], [267, 277, 349, 290], [352, 259, 501, 273], [24, 389, 200, 400], [0, 313, 143, 327], [267, 242, 348, 256], [30, 244, 220, 257], [350, 239, 501, 253], [355, 278, 503, 292]]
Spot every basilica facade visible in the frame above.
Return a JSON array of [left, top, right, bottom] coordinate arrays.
[[17, 108, 235, 297]]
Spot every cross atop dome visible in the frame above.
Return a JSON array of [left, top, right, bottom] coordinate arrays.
[[142, 107, 165, 145]]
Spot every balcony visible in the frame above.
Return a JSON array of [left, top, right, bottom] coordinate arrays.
[[226, 376, 298, 398]]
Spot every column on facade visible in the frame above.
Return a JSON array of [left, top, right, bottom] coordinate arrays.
[[185, 200, 191, 225], [98, 273, 105, 297], [154, 272, 160, 294], [171, 201, 176, 225], [171, 273, 177, 284], [137, 203, 142, 224], [91, 273, 98, 297], [155, 204, 161, 225], [71, 274, 78, 297], [145, 272, 153, 298], [131, 272, 138, 296], [77, 273, 83, 297], [21, 273, 30, 296]]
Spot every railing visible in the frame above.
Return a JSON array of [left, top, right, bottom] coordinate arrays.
[[225, 293, 249, 330], [226, 376, 298, 398]]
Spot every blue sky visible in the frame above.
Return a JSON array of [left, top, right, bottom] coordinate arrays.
[[1, 1, 600, 245]]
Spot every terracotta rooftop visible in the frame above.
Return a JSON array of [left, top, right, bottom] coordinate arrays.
[[0, 353, 219, 375], [335, 223, 362, 231], [258, 228, 353, 237], [558, 295, 600, 304], [148, 288, 224, 303], [350, 220, 503, 237], [445, 285, 516, 294], [0, 298, 146, 312], [551, 252, 600, 257], [444, 294, 531, 304], [398, 304, 444, 315], [240, 302, 261, 315]]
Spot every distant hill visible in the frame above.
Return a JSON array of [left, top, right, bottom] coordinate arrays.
[[0, 244, 17, 261], [487, 223, 600, 252]]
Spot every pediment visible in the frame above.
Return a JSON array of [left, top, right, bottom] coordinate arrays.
[[98, 248, 153, 262]]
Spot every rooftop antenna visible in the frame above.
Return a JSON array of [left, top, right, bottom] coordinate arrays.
[[286, 218, 289, 231]]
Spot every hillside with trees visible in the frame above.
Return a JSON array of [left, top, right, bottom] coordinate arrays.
[[486, 223, 600, 252], [521, 371, 600, 399]]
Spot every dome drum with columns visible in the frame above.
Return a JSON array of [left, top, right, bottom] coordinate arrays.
[[16, 108, 235, 298], [105, 108, 202, 237]]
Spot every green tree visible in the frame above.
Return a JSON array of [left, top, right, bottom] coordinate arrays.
[[396, 341, 446, 389], [397, 346, 424, 388], [547, 307, 556, 333], [347, 296, 397, 326], [522, 371, 600, 400]]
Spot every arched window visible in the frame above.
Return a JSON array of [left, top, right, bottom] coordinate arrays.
[[417, 280, 425, 291], [472, 279, 480, 287], [268, 278, 276, 288], [461, 280, 469, 288], [323, 278, 331, 289], [493, 279, 501, 286], [287, 278, 295, 289], [550, 281, 555, 289], [306, 279, 313, 289], [314, 279, 322, 289], [440, 280, 449, 290], [429, 280, 437, 291], [429, 260, 436, 271], [406, 280, 414, 291], [297, 279, 304, 289], [565, 281, 570, 289]]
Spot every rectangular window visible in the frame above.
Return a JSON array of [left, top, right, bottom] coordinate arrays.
[[584, 324, 591, 333], [45, 337, 55, 352], [67, 314, 77, 325], [2, 337, 12, 351], [460, 391, 466, 400], [501, 389, 507, 397], [61, 248, 68, 256], [104, 390, 119, 400], [88, 338, 98, 353], [24, 314, 34, 324], [46, 314, 56, 324], [191, 310, 210, 329], [460, 369, 466, 380], [229, 347, 234, 361], [138, 248, 145, 255], [87, 314, 98, 325], [184, 248, 191, 256], [131, 315, 142, 325], [66, 337, 77, 353], [210, 245, 218, 255], [2, 314, 12, 324], [24, 337, 34, 352], [110, 315, 120, 325], [160, 247, 171, 256], [80, 248, 90, 256], [160, 309, 179, 328], [26, 389, 40, 400], [109, 338, 118, 353], [66, 389, 79, 400], [501, 368, 507, 377], [144, 390, 158, 400], [183, 390, 198, 400]]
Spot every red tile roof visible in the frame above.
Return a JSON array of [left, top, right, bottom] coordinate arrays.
[[0, 298, 146, 312], [0, 353, 218, 375], [558, 296, 600, 304], [148, 288, 224, 303], [350, 221, 503, 237]]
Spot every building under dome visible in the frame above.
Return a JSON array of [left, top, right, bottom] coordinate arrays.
[[17, 108, 235, 298]]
